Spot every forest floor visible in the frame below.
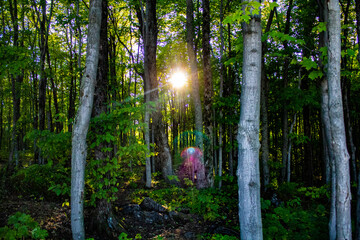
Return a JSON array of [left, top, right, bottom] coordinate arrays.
[[0, 185, 238, 240]]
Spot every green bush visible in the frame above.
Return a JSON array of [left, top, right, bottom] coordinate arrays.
[[132, 180, 237, 222], [0, 212, 48, 240], [24, 130, 71, 165], [262, 184, 329, 240], [85, 97, 150, 207], [10, 164, 70, 199]]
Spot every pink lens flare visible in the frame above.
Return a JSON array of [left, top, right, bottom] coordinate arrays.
[[177, 147, 207, 188]]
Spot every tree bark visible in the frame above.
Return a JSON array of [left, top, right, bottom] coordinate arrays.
[[281, 0, 293, 183], [217, 0, 225, 189], [71, 0, 102, 239], [260, 4, 275, 190], [237, 1, 263, 239], [186, 0, 203, 151], [327, 0, 352, 239], [8, 0, 22, 170], [46, 44, 62, 133], [356, 2, 360, 237], [91, 1, 124, 236], [202, 0, 213, 187], [38, 0, 47, 134], [144, 0, 173, 181]]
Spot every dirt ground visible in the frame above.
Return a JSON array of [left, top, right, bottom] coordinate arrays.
[[0, 190, 234, 240]]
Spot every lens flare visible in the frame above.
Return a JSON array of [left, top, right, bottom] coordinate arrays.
[[170, 71, 187, 88]]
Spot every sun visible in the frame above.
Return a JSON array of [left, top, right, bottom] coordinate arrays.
[[170, 71, 187, 89]]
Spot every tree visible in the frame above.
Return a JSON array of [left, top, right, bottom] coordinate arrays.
[[8, 0, 23, 170], [186, 0, 203, 150], [202, 0, 214, 187], [237, 0, 263, 239], [260, 2, 276, 190], [70, 0, 102, 239], [326, 0, 352, 239], [280, 0, 293, 183], [89, 1, 124, 236], [356, 1, 360, 238], [143, 0, 173, 181]]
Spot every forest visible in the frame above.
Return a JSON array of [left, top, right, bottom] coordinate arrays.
[[0, 0, 359, 239]]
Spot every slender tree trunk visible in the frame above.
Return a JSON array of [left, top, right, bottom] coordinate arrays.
[[8, 0, 23, 170], [71, 0, 102, 239], [38, 0, 47, 134], [327, 1, 352, 239], [226, 23, 235, 177], [202, 0, 214, 187], [357, 0, 360, 64], [68, 49, 76, 132], [319, 4, 336, 237], [139, 0, 152, 187], [186, 0, 203, 150], [144, 0, 173, 180], [46, 44, 62, 133], [260, 4, 275, 190], [47, 89, 53, 131], [343, 81, 357, 183], [237, 1, 263, 238], [217, 0, 225, 189], [280, 0, 293, 183], [356, 3, 360, 237], [0, 95, 3, 151], [91, 1, 124, 236]]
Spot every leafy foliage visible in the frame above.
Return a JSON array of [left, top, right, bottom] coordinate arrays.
[[132, 176, 237, 221], [262, 183, 329, 240], [10, 164, 70, 199], [24, 130, 72, 165], [0, 212, 48, 240], [86, 98, 149, 206]]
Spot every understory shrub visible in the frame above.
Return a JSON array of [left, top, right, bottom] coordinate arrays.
[[10, 164, 70, 199], [132, 177, 237, 222], [0, 212, 48, 240], [262, 183, 329, 240]]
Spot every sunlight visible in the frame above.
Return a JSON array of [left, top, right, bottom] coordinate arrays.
[[170, 71, 187, 89]]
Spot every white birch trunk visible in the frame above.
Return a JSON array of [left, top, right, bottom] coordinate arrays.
[[237, 1, 263, 238], [70, 0, 102, 239], [327, 0, 352, 239]]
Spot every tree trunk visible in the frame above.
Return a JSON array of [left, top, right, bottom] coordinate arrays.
[[139, 0, 152, 188], [144, 0, 173, 180], [217, 0, 225, 189], [68, 50, 76, 133], [281, 0, 293, 183], [186, 0, 203, 150], [38, 0, 47, 134], [327, 0, 352, 239], [71, 0, 102, 239], [46, 44, 62, 133], [202, 0, 213, 187], [356, 1, 360, 238], [237, 1, 263, 238], [260, 4, 275, 190], [340, 0, 357, 185], [0, 93, 3, 151], [91, 1, 124, 236], [8, 0, 22, 170]]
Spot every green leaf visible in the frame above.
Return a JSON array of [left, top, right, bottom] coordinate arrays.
[[309, 71, 323, 80], [241, 15, 251, 23], [223, 15, 234, 25], [300, 57, 317, 70], [347, 49, 356, 56], [269, 2, 279, 10]]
